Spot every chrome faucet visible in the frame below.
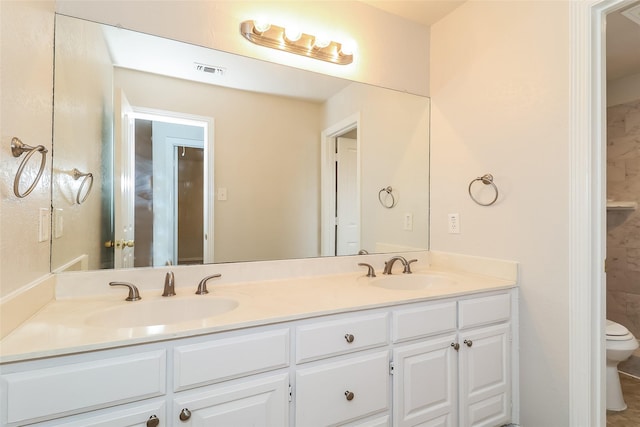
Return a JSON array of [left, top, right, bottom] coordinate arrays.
[[383, 256, 418, 274], [195, 274, 222, 295], [109, 281, 141, 301], [162, 271, 176, 296], [383, 256, 408, 274]]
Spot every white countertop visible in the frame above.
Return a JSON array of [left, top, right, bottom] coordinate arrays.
[[0, 267, 515, 363]]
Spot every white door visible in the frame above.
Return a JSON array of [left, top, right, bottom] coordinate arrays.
[[392, 334, 458, 427], [151, 121, 204, 266], [336, 137, 359, 255], [458, 323, 511, 427], [113, 89, 135, 269]]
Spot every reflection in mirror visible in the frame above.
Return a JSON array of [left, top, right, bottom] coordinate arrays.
[[51, 14, 430, 272]]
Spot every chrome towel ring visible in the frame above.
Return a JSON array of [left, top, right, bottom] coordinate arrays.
[[11, 137, 48, 198], [72, 168, 94, 204], [468, 173, 499, 206], [378, 186, 397, 208]]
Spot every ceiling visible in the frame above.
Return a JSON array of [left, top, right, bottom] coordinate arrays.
[[361, 0, 640, 81]]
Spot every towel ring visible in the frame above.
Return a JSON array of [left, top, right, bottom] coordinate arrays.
[[378, 186, 397, 208], [72, 168, 94, 204], [11, 137, 48, 198], [468, 174, 499, 206]]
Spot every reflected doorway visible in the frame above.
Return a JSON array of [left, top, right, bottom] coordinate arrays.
[[114, 106, 214, 268], [133, 119, 206, 267], [320, 113, 361, 256]]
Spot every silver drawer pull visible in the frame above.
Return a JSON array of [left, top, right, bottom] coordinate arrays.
[[451, 342, 460, 351], [345, 390, 355, 401], [464, 339, 473, 347], [344, 333, 355, 343], [179, 408, 192, 421], [146, 415, 160, 427]]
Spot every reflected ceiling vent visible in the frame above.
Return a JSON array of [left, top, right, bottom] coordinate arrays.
[[622, 3, 640, 26], [194, 63, 226, 76]]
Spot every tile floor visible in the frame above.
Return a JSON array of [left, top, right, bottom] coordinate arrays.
[[607, 373, 640, 426]]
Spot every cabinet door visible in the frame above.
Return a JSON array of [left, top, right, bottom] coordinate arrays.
[[172, 373, 289, 426], [458, 323, 511, 427], [392, 334, 458, 427]]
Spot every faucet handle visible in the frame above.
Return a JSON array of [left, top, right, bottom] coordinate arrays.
[[109, 281, 141, 301], [162, 271, 176, 297], [358, 263, 376, 277], [196, 274, 222, 295], [404, 259, 418, 274]]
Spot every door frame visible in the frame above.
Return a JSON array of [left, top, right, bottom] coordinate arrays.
[[320, 113, 361, 256], [130, 106, 215, 265], [570, 0, 635, 424]]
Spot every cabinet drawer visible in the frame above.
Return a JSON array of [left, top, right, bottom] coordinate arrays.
[[392, 301, 456, 342], [172, 373, 289, 426], [296, 313, 388, 363], [296, 352, 389, 426], [174, 329, 289, 391], [2, 350, 166, 425], [458, 293, 511, 330]]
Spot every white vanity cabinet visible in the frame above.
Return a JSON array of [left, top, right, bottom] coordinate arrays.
[[0, 289, 516, 427], [391, 292, 512, 427]]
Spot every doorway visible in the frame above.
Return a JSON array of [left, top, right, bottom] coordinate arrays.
[[113, 104, 215, 268], [320, 114, 361, 257]]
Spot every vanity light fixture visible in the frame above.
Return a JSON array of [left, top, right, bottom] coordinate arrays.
[[240, 20, 354, 65]]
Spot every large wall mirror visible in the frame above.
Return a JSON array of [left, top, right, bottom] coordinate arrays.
[[51, 14, 430, 272]]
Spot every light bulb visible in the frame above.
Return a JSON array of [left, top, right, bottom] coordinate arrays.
[[284, 26, 302, 43], [313, 34, 331, 49], [339, 40, 355, 56], [253, 19, 271, 34]]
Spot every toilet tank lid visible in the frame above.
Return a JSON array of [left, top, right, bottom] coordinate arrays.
[[607, 320, 630, 336]]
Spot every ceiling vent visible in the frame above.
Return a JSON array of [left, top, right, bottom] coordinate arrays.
[[622, 3, 640, 26], [194, 63, 226, 76]]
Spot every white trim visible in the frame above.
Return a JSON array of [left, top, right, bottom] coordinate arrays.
[[570, 0, 634, 424], [320, 113, 361, 257]]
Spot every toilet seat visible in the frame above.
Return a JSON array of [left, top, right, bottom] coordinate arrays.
[[606, 320, 634, 341]]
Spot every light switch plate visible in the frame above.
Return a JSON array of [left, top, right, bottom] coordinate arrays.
[[54, 208, 64, 238], [38, 208, 50, 242]]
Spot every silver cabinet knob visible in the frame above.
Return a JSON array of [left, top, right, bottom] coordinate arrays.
[[451, 342, 460, 351], [345, 390, 355, 401], [464, 339, 473, 347], [344, 333, 355, 343], [179, 408, 192, 421], [146, 415, 160, 427]]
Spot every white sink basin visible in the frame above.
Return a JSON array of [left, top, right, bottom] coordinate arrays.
[[85, 296, 239, 328], [371, 273, 456, 290]]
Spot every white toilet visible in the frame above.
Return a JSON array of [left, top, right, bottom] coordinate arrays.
[[606, 319, 639, 411]]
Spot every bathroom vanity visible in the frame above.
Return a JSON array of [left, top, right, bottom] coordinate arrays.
[[0, 254, 518, 427]]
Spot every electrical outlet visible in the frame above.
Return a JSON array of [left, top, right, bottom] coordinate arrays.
[[448, 213, 460, 234]]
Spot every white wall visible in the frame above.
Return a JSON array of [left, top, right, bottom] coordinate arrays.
[[51, 15, 114, 271], [0, 0, 55, 298], [429, 1, 571, 425]]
